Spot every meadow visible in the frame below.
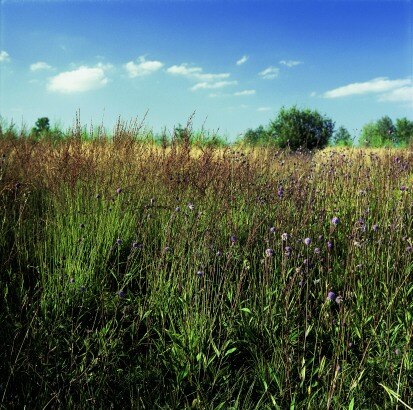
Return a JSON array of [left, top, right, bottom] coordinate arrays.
[[0, 123, 412, 409]]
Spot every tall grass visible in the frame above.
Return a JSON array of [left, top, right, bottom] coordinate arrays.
[[0, 125, 412, 408]]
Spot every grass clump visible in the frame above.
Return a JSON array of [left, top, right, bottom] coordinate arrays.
[[0, 123, 412, 408]]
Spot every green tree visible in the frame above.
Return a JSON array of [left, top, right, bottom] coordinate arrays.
[[333, 126, 353, 147], [395, 117, 413, 145], [243, 125, 269, 145], [33, 117, 50, 134], [359, 116, 396, 147], [268, 106, 334, 150]]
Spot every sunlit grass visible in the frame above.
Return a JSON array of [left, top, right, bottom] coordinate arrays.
[[0, 129, 412, 408]]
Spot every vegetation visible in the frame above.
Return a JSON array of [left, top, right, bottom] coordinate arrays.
[[333, 126, 353, 147], [0, 119, 412, 408], [359, 116, 413, 148]]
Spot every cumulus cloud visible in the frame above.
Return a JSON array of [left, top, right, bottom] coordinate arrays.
[[234, 89, 256, 96], [323, 77, 411, 99], [378, 86, 413, 103], [280, 60, 302, 68], [259, 66, 279, 80], [48, 65, 109, 93], [236, 55, 249, 66], [0, 50, 10, 63], [191, 80, 237, 91], [166, 63, 230, 82], [124, 56, 163, 78], [30, 61, 53, 71]]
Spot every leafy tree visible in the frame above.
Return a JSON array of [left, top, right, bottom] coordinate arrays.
[[243, 125, 269, 145], [395, 117, 413, 145], [268, 106, 334, 150], [32, 117, 50, 136], [359, 116, 397, 147], [333, 126, 353, 147]]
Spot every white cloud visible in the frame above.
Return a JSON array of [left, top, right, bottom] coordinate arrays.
[[124, 56, 163, 78], [259, 66, 279, 80], [310, 91, 317, 97], [48, 65, 108, 93], [236, 55, 249, 66], [191, 80, 237, 91], [30, 61, 53, 71], [234, 89, 256, 96], [280, 60, 302, 68], [257, 106, 272, 112], [378, 86, 413, 103], [0, 50, 10, 63], [323, 77, 411, 98], [166, 63, 230, 82]]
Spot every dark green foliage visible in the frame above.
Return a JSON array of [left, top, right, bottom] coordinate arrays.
[[268, 106, 334, 150], [243, 125, 270, 145], [358, 115, 413, 147], [395, 117, 413, 146], [333, 126, 353, 147], [32, 117, 50, 136]]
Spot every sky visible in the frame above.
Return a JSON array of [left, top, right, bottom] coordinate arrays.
[[0, 0, 412, 141]]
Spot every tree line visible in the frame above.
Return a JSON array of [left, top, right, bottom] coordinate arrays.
[[243, 107, 413, 149]]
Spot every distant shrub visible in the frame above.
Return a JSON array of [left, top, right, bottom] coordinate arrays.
[[242, 125, 270, 146], [333, 126, 353, 147], [268, 106, 334, 150]]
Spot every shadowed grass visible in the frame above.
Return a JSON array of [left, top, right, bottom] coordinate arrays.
[[0, 126, 412, 408]]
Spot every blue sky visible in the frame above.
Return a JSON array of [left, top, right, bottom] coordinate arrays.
[[0, 0, 412, 141]]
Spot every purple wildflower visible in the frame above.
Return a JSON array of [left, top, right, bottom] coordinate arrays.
[[188, 203, 195, 211], [270, 226, 276, 234], [278, 186, 284, 199], [265, 248, 274, 257], [304, 237, 311, 246], [116, 238, 123, 245], [197, 270, 204, 276], [281, 232, 288, 241], [331, 217, 340, 225], [284, 246, 292, 257], [116, 187, 122, 194], [400, 185, 407, 192], [117, 290, 126, 298], [230, 235, 237, 244], [327, 241, 333, 250], [372, 224, 379, 232], [327, 291, 336, 301], [314, 247, 320, 254], [175, 206, 180, 212]]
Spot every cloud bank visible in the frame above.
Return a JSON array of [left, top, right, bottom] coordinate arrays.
[[48, 65, 109, 93]]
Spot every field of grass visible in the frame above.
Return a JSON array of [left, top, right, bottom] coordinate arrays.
[[0, 128, 412, 408]]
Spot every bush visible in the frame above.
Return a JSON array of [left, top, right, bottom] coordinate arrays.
[[242, 125, 269, 145], [268, 106, 334, 150], [333, 126, 353, 147]]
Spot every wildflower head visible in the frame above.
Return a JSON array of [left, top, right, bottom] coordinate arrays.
[[265, 248, 274, 257], [70, 277, 75, 284], [372, 224, 379, 232], [116, 238, 123, 245], [281, 232, 288, 241], [284, 246, 292, 257], [327, 241, 333, 250], [270, 226, 276, 234], [304, 237, 311, 246], [116, 187, 122, 194], [278, 186, 284, 199], [230, 235, 237, 244], [188, 203, 195, 211], [196, 270, 204, 277], [117, 290, 126, 298], [327, 291, 336, 301], [331, 217, 340, 225]]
